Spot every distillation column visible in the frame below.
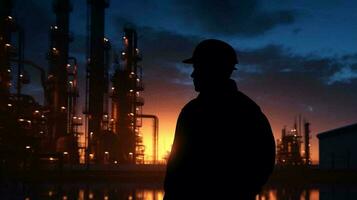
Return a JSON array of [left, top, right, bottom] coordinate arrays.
[[85, 0, 109, 163], [46, 0, 72, 145], [111, 28, 144, 164]]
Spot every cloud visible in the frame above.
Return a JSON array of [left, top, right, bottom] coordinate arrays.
[[174, 0, 297, 36], [327, 65, 357, 85]]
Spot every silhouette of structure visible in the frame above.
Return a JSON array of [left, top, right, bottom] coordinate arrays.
[[317, 123, 357, 169], [276, 116, 311, 166], [111, 28, 145, 164], [0, 0, 159, 169]]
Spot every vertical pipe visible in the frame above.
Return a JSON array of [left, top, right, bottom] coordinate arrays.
[[304, 120, 310, 165]]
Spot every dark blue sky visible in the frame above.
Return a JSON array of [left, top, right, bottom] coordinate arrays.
[[11, 0, 357, 161]]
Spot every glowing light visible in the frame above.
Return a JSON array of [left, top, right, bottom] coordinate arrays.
[[40, 131, 44, 134], [63, 152, 68, 155], [7, 103, 12, 107], [48, 191, 53, 196], [7, 69, 11, 73], [49, 157, 54, 161], [129, 152, 133, 156], [73, 116, 77, 119], [123, 36, 126, 40], [90, 132, 93, 135], [104, 151, 109, 155], [114, 160, 118, 164], [27, 120, 31, 124], [5, 43, 11, 47], [25, 146, 31, 149], [89, 192, 94, 199], [61, 106, 66, 110], [62, 196, 67, 200], [104, 196, 109, 200], [52, 47, 57, 51], [111, 87, 115, 90], [104, 38, 108, 42], [67, 64, 71, 67], [136, 78, 140, 82], [34, 110, 39, 114], [7, 16, 12, 20], [129, 89, 133, 92], [20, 74, 23, 78], [78, 117, 82, 120], [18, 118, 24, 122], [121, 52, 126, 56], [130, 72, 135, 75], [41, 115, 45, 118], [54, 26, 58, 29]]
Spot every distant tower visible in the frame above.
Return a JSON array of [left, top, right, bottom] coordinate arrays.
[[304, 120, 311, 165], [46, 0, 72, 145], [85, 0, 109, 163], [111, 28, 144, 164], [0, 0, 13, 108]]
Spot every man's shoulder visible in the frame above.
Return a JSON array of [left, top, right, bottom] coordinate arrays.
[[234, 90, 261, 112]]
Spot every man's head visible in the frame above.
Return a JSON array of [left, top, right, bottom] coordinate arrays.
[[183, 39, 238, 92]]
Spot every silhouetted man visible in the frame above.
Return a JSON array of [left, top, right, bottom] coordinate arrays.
[[164, 39, 276, 200]]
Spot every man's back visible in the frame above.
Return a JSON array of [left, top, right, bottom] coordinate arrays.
[[164, 79, 275, 199]]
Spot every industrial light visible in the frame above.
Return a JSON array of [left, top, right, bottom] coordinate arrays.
[[129, 152, 133, 156], [20, 74, 23, 78], [63, 152, 68, 155], [25, 146, 31, 149], [111, 87, 115, 90], [73, 116, 77, 119], [7, 16, 12, 20], [78, 117, 82, 120], [62, 196, 68, 200], [67, 64, 71, 67], [104, 196, 108, 200], [61, 106, 66, 110], [54, 26, 58, 29], [27, 120, 31, 124], [130, 72, 135, 75], [104, 151, 109, 155], [69, 81, 73, 84], [123, 36, 126, 40], [18, 118, 24, 122], [129, 89, 133, 92], [104, 38, 108, 42], [49, 157, 54, 161], [136, 78, 140, 82], [7, 103, 12, 107], [7, 69, 11, 73], [121, 52, 126, 56], [5, 43, 11, 47], [52, 47, 57, 51], [41, 115, 45, 118], [34, 110, 39, 114], [114, 160, 118, 164]]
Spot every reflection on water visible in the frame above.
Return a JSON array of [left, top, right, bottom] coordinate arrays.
[[1, 182, 357, 200]]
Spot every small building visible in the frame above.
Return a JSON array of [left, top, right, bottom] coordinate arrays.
[[317, 123, 357, 169]]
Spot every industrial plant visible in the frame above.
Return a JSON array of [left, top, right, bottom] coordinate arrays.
[[276, 116, 311, 166], [0, 0, 159, 171]]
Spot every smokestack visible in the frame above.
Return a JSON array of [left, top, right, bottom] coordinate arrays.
[[304, 120, 311, 165]]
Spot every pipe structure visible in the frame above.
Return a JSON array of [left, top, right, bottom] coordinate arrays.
[[304, 120, 311, 165], [0, 0, 13, 108], [138, 114, 159, 164], [10, 59, 46, 104]]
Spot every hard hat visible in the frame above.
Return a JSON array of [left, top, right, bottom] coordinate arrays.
[[182, 39, 238, 69]]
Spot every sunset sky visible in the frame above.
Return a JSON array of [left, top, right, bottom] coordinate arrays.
[[12, 0, 357, 163]]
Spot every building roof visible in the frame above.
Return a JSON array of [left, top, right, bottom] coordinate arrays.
[[317, 123, 357, 140]]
